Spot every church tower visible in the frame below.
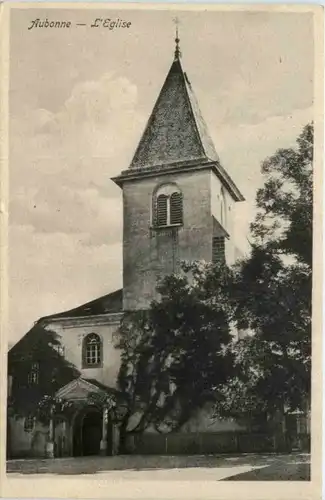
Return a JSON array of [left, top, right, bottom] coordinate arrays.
[[112, 32, 245, 311]]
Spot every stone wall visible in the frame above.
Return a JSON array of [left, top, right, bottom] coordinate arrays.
[[123, 168, 215, 311], [126, 432, 276, 455], [9, 417, 48, 458]]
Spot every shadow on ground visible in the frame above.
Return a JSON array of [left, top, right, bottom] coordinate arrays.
[[7, 453, 310, 479], [223, 461, 310, 481]]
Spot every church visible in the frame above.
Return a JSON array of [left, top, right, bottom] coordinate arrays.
[[7, 34, 251, 459]]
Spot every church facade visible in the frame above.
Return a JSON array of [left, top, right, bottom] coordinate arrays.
[[7, 40, 250, 459]]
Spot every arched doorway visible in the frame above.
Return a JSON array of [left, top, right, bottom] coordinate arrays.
[[73, 407, 103, 457]]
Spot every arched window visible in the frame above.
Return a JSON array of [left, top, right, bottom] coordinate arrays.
[[154, 184, 183, 227], [83, 333, 102, 367]]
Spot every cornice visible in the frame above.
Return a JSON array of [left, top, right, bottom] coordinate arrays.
[[112, 160, 245, 202], [40, 312, 123, 330], [112, 158, 211, 185]]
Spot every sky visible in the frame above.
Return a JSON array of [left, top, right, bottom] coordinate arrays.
[[8, 8, 314, 344]]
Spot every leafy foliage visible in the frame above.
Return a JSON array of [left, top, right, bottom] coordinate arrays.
[[219, 124, 313, 421], [8, 323, 80, 419], [251, 122, 313, 266], [115, 261, 235, 446], [36, 395, 76, 424]]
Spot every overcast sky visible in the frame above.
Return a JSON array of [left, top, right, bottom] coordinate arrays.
[[9, 8, 314, 343]]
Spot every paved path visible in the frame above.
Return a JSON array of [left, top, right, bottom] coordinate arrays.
[[7, 453, 310, 480]]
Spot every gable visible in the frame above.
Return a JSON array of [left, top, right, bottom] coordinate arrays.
[[56, 378, 105, 401]]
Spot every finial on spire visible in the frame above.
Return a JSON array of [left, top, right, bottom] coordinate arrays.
[[173, 17, 181, 60]]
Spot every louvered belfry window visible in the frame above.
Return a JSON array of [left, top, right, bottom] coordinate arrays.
[[170, 192, 183, 225], [154, 184, 183, 228], [212, 236, 225, 264], [157, 194, 168, 226]]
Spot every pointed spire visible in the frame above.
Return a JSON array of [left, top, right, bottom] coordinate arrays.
[[112, 32, 245, 202], [173, 17, 181, 60], [129, 48, 220, 170]]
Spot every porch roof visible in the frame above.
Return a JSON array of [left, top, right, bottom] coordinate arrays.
[[55, 377, 119, 402]]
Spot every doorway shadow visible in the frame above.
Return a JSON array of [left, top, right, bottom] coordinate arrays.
[[73, 407, 102, 457]]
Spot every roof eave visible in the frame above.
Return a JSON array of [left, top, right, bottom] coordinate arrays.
[[111, 158, 211, 187], [212, 163, 245, 202], [38, 312, 123, 328], [112, 159, 245, 202]]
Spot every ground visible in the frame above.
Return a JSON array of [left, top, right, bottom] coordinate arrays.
[[7, 453, 310, 480]]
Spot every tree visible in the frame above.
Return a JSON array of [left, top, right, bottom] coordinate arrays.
[[8, 323, 80, 420], [114, 261, 235, 451], [224, 124, 313, 421], [215, 339, 269, 431], [251, 122, 313, 266]]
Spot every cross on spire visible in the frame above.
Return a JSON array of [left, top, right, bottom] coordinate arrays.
[[173, 17, 181, 60]]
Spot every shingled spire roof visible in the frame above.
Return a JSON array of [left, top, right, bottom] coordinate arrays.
[[130, 46, 219, 169], [112, 34, 245, 202]]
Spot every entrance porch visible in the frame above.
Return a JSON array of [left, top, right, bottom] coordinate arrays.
[[46, 377, 121, 458]]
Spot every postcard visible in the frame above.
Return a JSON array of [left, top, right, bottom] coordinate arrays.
[[0, 3, 323, 499]]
